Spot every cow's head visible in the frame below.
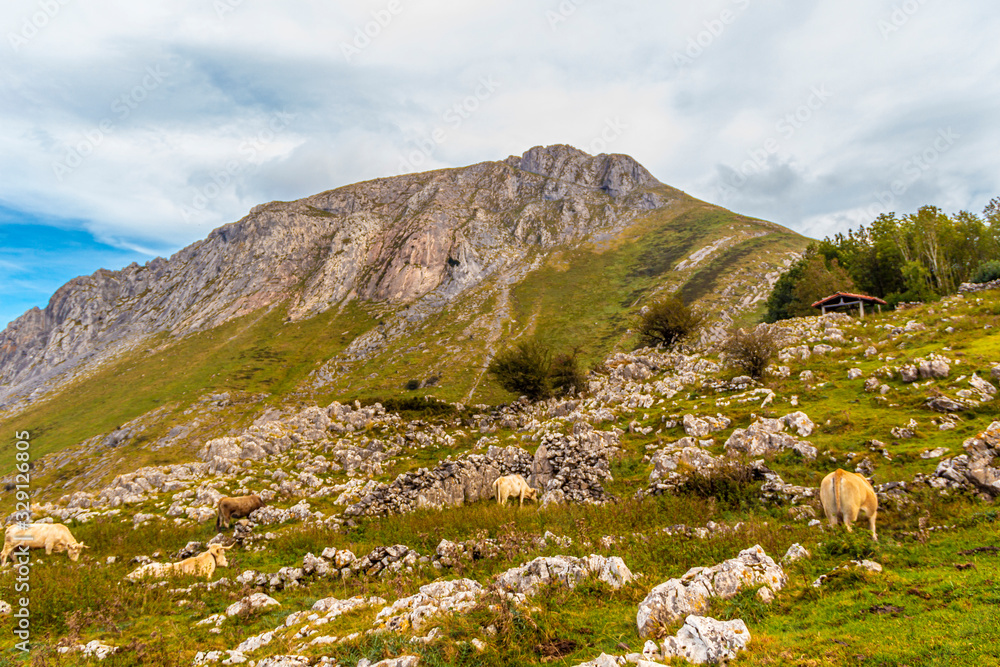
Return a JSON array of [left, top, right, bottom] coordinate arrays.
[[68, 541, 89, 562], [210, 543, 233, 567], [525, 486, 539, 502]]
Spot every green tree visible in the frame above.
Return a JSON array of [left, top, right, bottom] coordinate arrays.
[[636, 294, 706, 348], [787, 254, 856, 317], [763, 253, 807, 323], [488, 339, 586, 400], [488, 340, 552, 400]]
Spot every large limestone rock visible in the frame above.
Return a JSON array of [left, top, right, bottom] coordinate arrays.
[[374, 579, 482, 633], [660, 615, 751, 665], [682, 414, 731, 438], [494, 555, 633, 597], [636, 545, 785, 638]]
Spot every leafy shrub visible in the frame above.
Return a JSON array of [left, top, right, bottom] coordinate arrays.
[[721, 325, 780, 380], [549, 349, 586, 396], [636, 294, 706, 348], [971, 259, 1000, 284], [675, 461, 762, 512], [488, 340, 585, 400], [488, 339, 553, 400]]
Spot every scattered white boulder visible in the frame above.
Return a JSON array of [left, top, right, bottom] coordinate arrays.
[[636, 545, 784, 638], [660, 615, 751, 665], [781, 543, 810, 564]]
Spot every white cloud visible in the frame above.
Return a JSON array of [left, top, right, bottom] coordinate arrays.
[[0, 0, 998, 258]]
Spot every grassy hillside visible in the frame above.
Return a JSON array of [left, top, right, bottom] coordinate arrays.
[[0, 193, 807, 487], [1, 291, 999, 666]]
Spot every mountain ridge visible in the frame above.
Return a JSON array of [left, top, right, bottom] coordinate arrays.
[[0, 145, 806, 414]]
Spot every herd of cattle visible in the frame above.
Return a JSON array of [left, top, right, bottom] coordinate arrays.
[[0, 470, 879, 578]]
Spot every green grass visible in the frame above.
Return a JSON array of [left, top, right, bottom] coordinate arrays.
[[0, 301, 377, 466]]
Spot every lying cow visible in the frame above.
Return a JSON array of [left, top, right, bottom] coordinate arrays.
[[1, 523, 88, 566], [493, 474, 538, 507], [216, 494, 265, 530], [127, 543, 233, 581], [820, 469, 878, 541]]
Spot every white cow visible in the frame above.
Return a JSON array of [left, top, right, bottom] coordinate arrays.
[[1, 523, 88, 566], [493, 474, 538, 507], [820, 469, 879, 541], [127, 544, 233, 581]]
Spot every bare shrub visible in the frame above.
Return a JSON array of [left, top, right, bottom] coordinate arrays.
[[721, 324, 779, 379]]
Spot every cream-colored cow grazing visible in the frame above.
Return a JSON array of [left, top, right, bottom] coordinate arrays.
[[127, 543, 233, 581], [493, 474, 538, 507], [1, 523, 88, 566], [820, 469, 879, 541]]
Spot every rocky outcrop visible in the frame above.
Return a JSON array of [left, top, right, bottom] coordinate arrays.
[[660, 615, 752, 665], [494, 555, 634, 596], [636, 545, 785, 638], [724, 415, 817, 459], [924, 421, 1000, 497], [530, 423, 621, 505]]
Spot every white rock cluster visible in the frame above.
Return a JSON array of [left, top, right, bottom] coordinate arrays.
[[636, 545, 785, 638]]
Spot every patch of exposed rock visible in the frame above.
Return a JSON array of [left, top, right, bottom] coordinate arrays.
[[636, 545, 785, 638], [921, 421, 1000, 497]]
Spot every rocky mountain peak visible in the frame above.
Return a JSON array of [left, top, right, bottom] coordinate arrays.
[[504, 144, 660, 197]]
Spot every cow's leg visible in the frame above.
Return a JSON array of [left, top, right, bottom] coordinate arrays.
[[843, 507, 858, 533], [867, 511, 878, 541], [45, 539, 54, 555], [0, 544, 10, 567]]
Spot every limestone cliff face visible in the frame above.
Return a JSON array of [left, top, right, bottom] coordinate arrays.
[[0, 145, 671, 406]]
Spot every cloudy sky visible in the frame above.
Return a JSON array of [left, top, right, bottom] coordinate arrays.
[[2, 0, 998, 327]]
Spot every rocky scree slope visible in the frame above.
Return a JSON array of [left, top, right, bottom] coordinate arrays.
[[0, 144, 804, 411]]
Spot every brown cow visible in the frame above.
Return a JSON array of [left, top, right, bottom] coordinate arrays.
[[820, 469, 878, 541], [216, 494, 265, 530]]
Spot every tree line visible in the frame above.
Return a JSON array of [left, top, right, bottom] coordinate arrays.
[[765, 198, 1000, 322]]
